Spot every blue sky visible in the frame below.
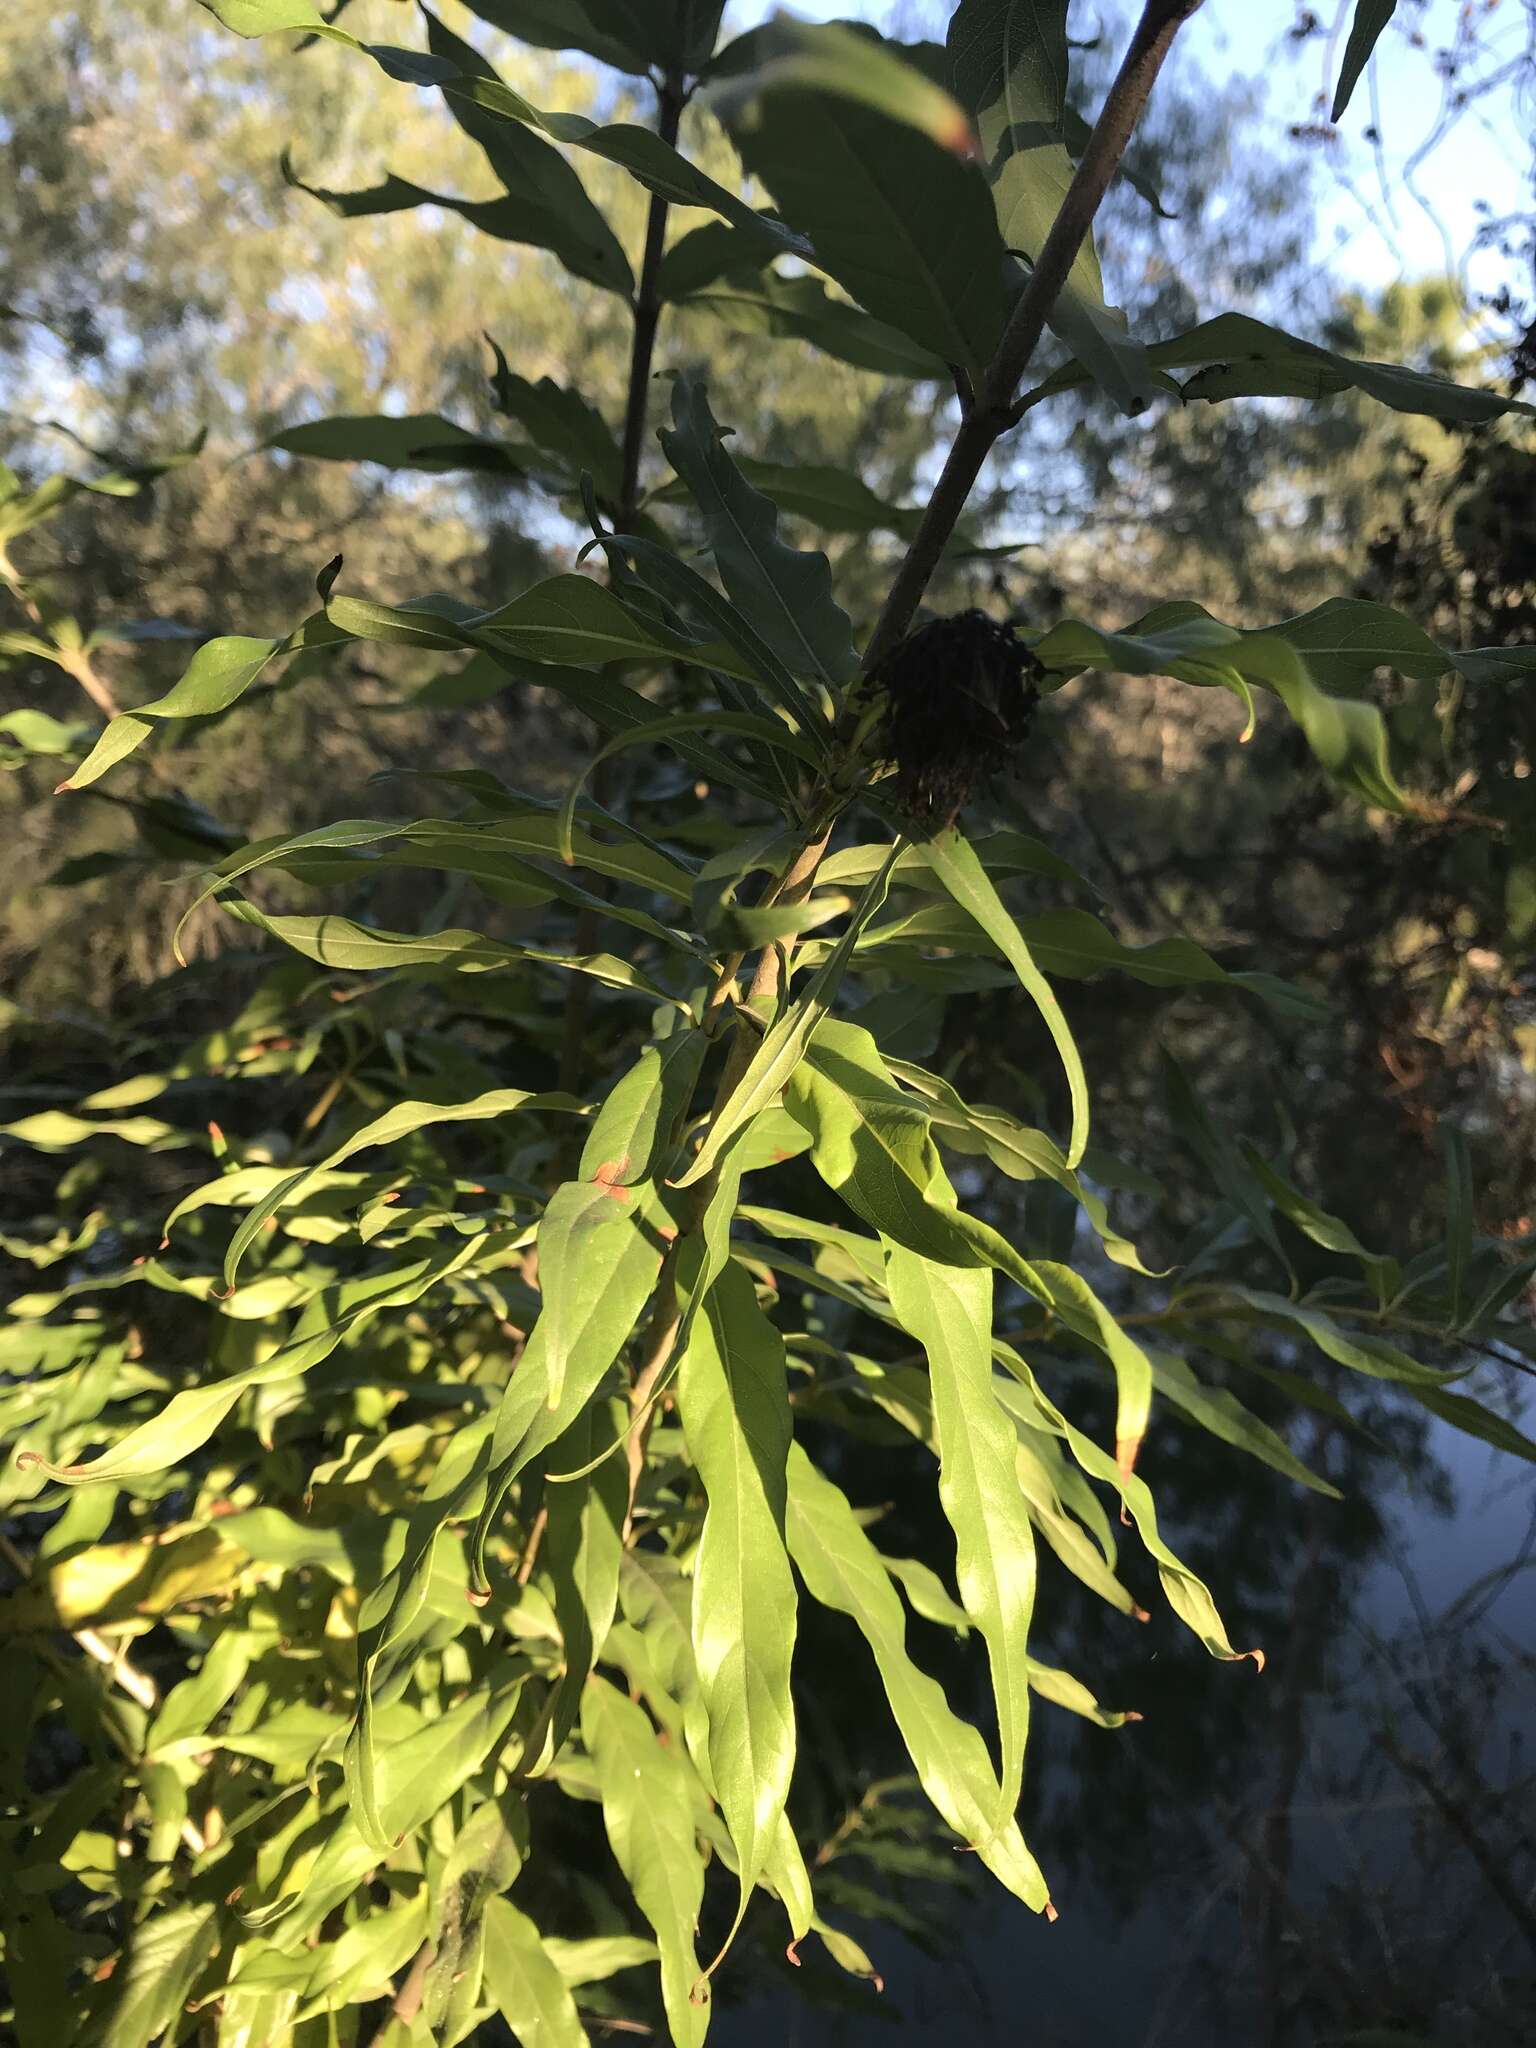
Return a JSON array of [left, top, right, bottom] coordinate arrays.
[[752, 2, 1531, 316]]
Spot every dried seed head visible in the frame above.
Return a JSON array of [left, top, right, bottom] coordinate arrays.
[[869, 609, 1041, 829]]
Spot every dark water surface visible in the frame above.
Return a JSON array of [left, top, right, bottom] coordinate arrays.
[[732, 1419, 1536, 2046]]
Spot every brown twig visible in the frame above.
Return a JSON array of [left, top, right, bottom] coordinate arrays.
[[364, 1938, 436, 2048], [1, 543, 122, 720]]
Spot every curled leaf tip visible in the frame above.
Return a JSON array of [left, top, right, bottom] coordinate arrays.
[[465, 1584, 491, 1609], [158, 1236, 170, 1251], [1247, 1647, 1266, 1673], [786, 1940, 802, 1967], [210, 1281, 237, 1301]]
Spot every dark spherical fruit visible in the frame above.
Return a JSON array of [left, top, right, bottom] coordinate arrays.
[[869, 609, 1042, 829]]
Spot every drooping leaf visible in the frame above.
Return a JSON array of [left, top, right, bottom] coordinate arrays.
[[543, 1398, 629, 1754], [885, 1237, 1036, 1829], [676, 272, 948, 378], [917, 826, 1089, 1166], [674, 1255, 797, 1949], [284, 148, 631, 297], [61, 616, 343, 790], [1020, 310, 1536, 426], [581, 1677, 710, 2047], [784, 1446, 1049, 1909]]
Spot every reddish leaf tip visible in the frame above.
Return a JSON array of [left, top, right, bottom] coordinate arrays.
[[1133, 1605, 1151, 1624], [1045, 1901, 1060, 1925], [785, 1940, 802, 1968], [465, 1584, 491, 1608], [53, 780, 75, 795]]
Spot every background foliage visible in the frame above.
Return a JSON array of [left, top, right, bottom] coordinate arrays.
[[2, 2, 1534, 2043]]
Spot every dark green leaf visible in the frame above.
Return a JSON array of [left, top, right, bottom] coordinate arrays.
[[660, 374, 858, 688], [1333, 1, 1397, 119]]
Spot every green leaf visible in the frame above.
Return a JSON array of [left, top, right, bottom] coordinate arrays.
[[1333, 1, 1397, 119], [710, 18, 978, 153], [581, 1677, 710, 2047], [660, 375, 858, 689], [725, 83, 1008, 380], [210, 1084, 546, 1293], [1024, 1657, 1140, 1729], [884, 1239, 1035, 1829], [96, 1905, 220, 2048], [462, 0, 655, 75], [16, 1232, 503, 1486], [677, 273, 948, 379], [423, 4, 636, 289], [885, 1058, 1156, 1274], [544, 1398, 629, 1752], [1030, 605, 1415, 814], [144, 1629, 255, 1755], [1237, 1141, 1394, 1292], [1021, 310, 1536, 426], [993, 1352, 1263, 1665], [656, 216, 786, 301], [674, 1255, 797, 1949], [358, 1681, 525, 1850], [917, 826, 1089, 1167], [486, 346, 625, 498], [480, 1897, 590, 2048], [535, 1175, 668, 1413], [587, 529, 830, 742], [581, 1033, 707, 1187], [218, 896, 689, 1009], [1146, 1350, 1342, 1495], [671, 846, 901, 1190], [948, 0, 1167, 414], [458, 1177, 671, 1598], [1441, 1123, 1474, 1324], [784, 1446, 1049, 1909], [61, 618, 341, 790], [556, 706, 817, 862], [472, 572, 746, 674], [263, 411, 524, 473], [285, 144, 631, 297]]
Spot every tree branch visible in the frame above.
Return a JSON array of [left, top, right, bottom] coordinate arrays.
[[864, 0, 1205, 672]]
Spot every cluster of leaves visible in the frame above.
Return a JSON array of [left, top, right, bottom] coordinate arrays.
[[2, 2, 1534, 2042]]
